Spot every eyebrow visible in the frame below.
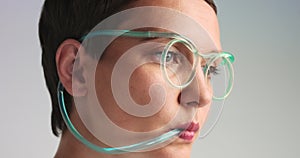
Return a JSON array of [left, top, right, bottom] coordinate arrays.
[[133, 28, 175, 43], [139, 36, 169, 43]]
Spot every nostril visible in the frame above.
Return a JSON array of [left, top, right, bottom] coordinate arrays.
[[186, 101, 200, 107], [178, 92, 200, 107], [177, 93, 181, 104], [177, 77, 212, 108]]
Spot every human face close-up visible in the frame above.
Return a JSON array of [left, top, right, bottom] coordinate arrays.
[[76, 0, 221, 157]]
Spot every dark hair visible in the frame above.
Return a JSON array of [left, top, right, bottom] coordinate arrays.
[[38, 0, 217, 136]]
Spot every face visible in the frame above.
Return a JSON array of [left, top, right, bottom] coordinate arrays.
[[78, 0, 220, 157]]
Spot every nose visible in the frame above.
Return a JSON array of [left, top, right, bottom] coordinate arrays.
[[178, 67, 212, 108]]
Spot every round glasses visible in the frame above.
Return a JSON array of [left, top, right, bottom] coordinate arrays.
[[82, 30, 235, 100]]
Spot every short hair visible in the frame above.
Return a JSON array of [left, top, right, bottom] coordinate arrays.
[[38, 0, 217, 136]]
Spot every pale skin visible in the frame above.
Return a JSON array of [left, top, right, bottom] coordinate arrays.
[[54, 0, 221, 157]]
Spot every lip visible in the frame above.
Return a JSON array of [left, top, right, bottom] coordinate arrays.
[[185, 122, 200, 132], [174, 122, 200, 141]]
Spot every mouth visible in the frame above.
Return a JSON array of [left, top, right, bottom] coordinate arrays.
[[173, 122, 200, 142]]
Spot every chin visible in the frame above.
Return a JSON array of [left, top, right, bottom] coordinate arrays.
[[147, 142, 192, 158]]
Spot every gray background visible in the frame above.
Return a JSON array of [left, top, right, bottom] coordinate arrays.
[[0, 0, 299, 157]]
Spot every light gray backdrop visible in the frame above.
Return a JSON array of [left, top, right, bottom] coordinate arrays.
[[0, 0, 299, 157]]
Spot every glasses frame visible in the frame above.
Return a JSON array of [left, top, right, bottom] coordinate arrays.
[[81, 30, 235, 100]]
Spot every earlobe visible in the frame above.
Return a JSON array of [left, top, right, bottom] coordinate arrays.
[[56, 39, 87, 97]]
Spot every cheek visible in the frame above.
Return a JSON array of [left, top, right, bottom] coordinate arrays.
[[94, 63, 179, 131], [129, 65, 161, 105], [206, 80, 214, 94], [130, 64, 182, 109], [196, 103, 211, 132], [128, 65, 180, 126]]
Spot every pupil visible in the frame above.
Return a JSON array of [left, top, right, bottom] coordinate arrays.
[[166, 52, 172, 62]]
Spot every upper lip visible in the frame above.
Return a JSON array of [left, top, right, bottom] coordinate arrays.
[[174, 122, 200, 132]]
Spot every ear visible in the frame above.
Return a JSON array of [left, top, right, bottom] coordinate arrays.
[[56, 39, 87, 97]]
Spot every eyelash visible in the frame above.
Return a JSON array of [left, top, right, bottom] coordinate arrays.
[[210, 66, 219, 75], [204, 65, 219, 76]]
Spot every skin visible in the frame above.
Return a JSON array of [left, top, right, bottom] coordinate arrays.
[[55, 0, 221, 157]]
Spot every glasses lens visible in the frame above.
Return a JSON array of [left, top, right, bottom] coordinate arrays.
[[206, 55, 233, 100], [162, 40, 197, 88]]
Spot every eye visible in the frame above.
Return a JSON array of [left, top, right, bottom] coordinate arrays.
[[208, 66, 219, 75], [202, 65, 219, 78], [165, 52, 173, 62], [154, 51, 181, 64]]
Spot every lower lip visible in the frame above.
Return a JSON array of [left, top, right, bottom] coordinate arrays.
[[179, 131, 195, 141]]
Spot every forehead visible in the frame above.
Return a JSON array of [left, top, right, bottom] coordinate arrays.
[[123, 0, 221, 51], [83, 0, 221, 58]]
